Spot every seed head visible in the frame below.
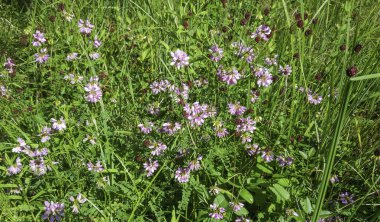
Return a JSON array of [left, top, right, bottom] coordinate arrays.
[[339, 44, 346, 51], [346, 66, 358, 77], [353, 44, 362, 54]]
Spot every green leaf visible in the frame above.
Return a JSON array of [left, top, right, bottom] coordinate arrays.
[[350, 73, 380, 81], [256, 163, 273, 174], [235, 207, 249, 216], [299, 151, 308, 159], [269, 184, 290, 201], [301, 197, 312, 214], [213, 194, 228, 207], [239, 189, 253, 204], [170, 209, 177, 222]]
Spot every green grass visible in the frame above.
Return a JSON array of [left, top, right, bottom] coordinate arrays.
[[0, 0, 379, 221]]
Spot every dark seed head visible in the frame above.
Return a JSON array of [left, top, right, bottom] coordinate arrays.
[[312, 18, 318, 25], [296, 20, 304, 28], [353, 44, 362, 54], [245, 12, 251, 19], [340, 44, 346, 51], [315, 72, 324, 81], [57, 3, 65, 12], [346, 66, 358, 77], [19, 35, 28, 46], [222, 26, 228, 33], [143, 140, 151, 147], [240, 19, 248, 26], [305, 29, 312, 36], [297, 135, 303, 142], [246, 108, 254, 114], [295, 12, 302, 21], [49, 15, 56, 22], [290, 136, 295, 143], [374, 148, 380, 157], [293, 52, 300, 60], [221, 0, 227, 8], [183, 20, 189, 29], [264, 8, 270, 16], [304, 13, 309, 20]]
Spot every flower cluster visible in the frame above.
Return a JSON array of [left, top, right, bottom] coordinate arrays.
[[78, 19, 94, 34], [32, 30, 47, 47], [209, 44, 224, 62], [183, 102, 215, 127], [69, 193, 87, 214], [251, 25, 272, 42], [84, 76, 102, 103], [307, 91, 323, 105], [87, 161, 104, 172], [143, 159, 159, 177], [231, 41, 255, 63], [147, 140, 167, 156], [42, 201, 65, 221], [3, 58, 16, 74], [255, 67, 273, 87], [64, 73, 83, 84], [170, 49, 189, 69], [35, 48, 49, 63], [209, 204, 226, 220], [217, 67, 242, 85]]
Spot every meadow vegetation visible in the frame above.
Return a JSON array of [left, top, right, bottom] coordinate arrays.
[[0, 0, 379, 221]]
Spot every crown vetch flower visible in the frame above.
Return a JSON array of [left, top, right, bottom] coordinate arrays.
[[143, 159, 159, 177], [138, 122, 154, 134], [78, 19, 94, 34], [251, 25, 272, 41], [339, 192, 354, 205], [209, 204, 225, 220], [93, 36, 101, 48], [84, 80, 102, 103], [35, 48, 49, 63], [7, 157, 22, 175], [229, 202, 244, 212], [218, 67, 241, 85], [175, 167, 191, 183], [161, 122, 182, 135], [279, 65, 292, 76], [12, 138, 30, 153], [307, 91, 323, 105], [246, 144, 260, 156], [30, 157, 49, 175], [3, 58, 16, 73], [228, 102, 247, 116], [39, 126, 52, 143], [184, 102, 213, 127], [32, 30, 46, 47], [170, 49, 189, 69], [87, 161, 104, 172], [236, 117, 256, 133], [148, 141, 167, 156], [209, 45, 224, 62], [66, 52, 78, 61], [69, 193, 87, 214], [42, 201, 65, 221], [89, 52, 100, 60], [51, 117, 66, 131]]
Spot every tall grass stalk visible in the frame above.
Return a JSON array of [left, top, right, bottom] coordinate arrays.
[[312, 80, 353, 222]]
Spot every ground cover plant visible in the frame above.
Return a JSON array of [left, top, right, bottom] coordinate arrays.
[[0, 0, 380, 221]]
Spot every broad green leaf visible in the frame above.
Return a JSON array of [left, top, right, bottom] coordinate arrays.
[[234, 207, 249, 216], [213, 194, 228, 207], [239, 189, 253, 204], [270, 184, 290, 201], [301, 197, 312, 214]]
